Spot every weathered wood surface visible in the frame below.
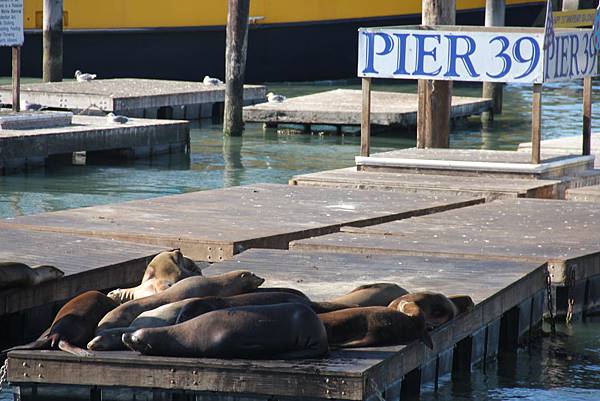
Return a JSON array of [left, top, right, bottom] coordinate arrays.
[[291, 199, 600, 284], [0, 184, 483, 261], [7, 249, 547, 400], [243, 89, 491, 126], [519, 134, 600, 168], [355, 148, 596, 179], [566, 184, 600, 203], [360, 78, 371, 156], [0, 79, 266, 114], [43, 0, 63, 82], [0, 227, 167, 315], [290, 167, 560, 199]]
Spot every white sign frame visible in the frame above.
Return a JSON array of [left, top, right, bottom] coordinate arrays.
[[0, 0, 24, 47]]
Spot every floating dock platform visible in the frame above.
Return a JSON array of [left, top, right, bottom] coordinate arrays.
[[0, 114, 189, 175], [0, 184, 483, 262], [566, 184, 600, 202], [0, 226, 168, 349], [7, 248, 548, 401], [518, 133, 600, 167], [243, 89, 492, 129], [0, 79, 267, 120]]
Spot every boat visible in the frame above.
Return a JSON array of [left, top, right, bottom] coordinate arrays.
[[3, 0, 547, 82]]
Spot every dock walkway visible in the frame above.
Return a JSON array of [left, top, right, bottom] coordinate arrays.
[[7, 248, 547, 401], [243, 89, 492, 129], [0, 79, 267, 120], [518, 133, 600, 167], [0, 184, 483, 262]]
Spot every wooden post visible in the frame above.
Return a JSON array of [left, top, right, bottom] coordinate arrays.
[[12, 46, 21, 112], [223, 0, 250, 137], [417, 0, 455, 148], [531, 84, 542, 164], [582, 76, 592, 156], [481, 0, 505, 121], [361, 77, 372, 157], [43, 0, 63, 82]]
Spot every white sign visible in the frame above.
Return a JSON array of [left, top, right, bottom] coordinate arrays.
[[357, 27, 598, 83], [0, 0, 24, 47]]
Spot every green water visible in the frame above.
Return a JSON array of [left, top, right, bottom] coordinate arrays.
[[0, 79, 599, 400]]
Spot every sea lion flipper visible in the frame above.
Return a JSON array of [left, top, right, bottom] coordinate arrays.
[[58, 340, 92, 357], [1, 337, 52, 356]]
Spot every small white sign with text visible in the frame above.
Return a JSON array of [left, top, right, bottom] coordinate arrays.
[[0, 0, 24, 47]]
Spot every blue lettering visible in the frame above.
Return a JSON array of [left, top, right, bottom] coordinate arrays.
[[487, 36, 512, 79], [393, 33, 410, 75], [444, 35, 479, 78], [413, 34, 442, 76], [560, 36, 570, 77], [569, 34, 580, 78], [361, 32, 395, 74], [513, 37, 541, 80]]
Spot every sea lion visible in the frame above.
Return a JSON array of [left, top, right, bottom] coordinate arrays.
[[330, 283, 408, 307], [108, 250, 202, 303], [388, 292, 463, 329], [96, 270, 264, 333], [318, 306, 433, 349], [448, 295, 475, 315], [0, 262, 63, 290], [123, 303, 329, 359], [3, 291, 117, 357], [88, 291, 313, 351]]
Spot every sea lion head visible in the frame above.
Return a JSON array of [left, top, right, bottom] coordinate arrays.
[[122, 329, 161, 355], [220, 270, 265, 293], [32, 265, 64, 285], [143, 250, 187, 282], [448, 295, 475, 315], [87, 331, 125, 351], [390, 292, 458, 330]]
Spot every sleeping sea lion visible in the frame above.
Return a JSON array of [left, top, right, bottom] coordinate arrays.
[[0, 262, 63, 290], [448, 295, 475, 315], [3, 291, 117, 357], [123, 303, 329, 359], [318, 306, 433, 349], [330, 283, 408, 307], [96, 270, 264, 333], [108, 250, 202, 303], [388, 292, 463, 329], [88, 291, 312, 351]]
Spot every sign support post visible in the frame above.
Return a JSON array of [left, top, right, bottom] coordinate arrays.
[[1, 0, 24, 113], [531, 83, 542, 164], [583, 76, 592, 156], [482, 0, 505, 120], [12, 46, 20, 112], [360, 77, 371, 157]]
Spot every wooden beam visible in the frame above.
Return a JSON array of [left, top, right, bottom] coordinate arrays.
[[12, 46, 21, 113], [43, 0, 63, 82], [481, 0, 505, 120], [223, 0, 250, 136], [417, 0, 455, 148], [531, 84, 542, 164], [582, 76, 592, 156], [361, 77, 372, 157]]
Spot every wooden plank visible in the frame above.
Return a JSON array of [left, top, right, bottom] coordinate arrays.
[[42, 0, 63, 82], [243, 89, 492, 127], [531, 84, 542, 164], [360, 78, 371, 157], [0, 184, 484, 261], [566, 184, 600, 203], [518, 133, 600, 168], [12, 46, 20, 113], [0, 227, 168, 315], [583, 76, 592, 156]]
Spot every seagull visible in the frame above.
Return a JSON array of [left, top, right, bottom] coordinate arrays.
[[203, 75, 223, 85], [75, 70, 97, 82], [24, 100, 46, 111], [106, 112, 128, 124], [267, 92, 286, 103]]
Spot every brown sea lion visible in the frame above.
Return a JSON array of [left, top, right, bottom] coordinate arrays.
[[88, 291, 312, 351], [96, 270, 264, 333], [123, 303, 329, 359], [448, 295, 475, 315], [330, 283, 408, 307], [318, 306, 433, 349], [108, 250, 202, 303], [3, 291, 117, 357], [0, 262, 63, 290], [388, 292, 462, 329]]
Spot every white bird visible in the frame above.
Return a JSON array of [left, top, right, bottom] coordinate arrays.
[[106, 112, 128, 124], [203, 75, 223, 85], [267, 92, 286, 103], [24, 100, 46, 111], [75, 70, 97, 82]]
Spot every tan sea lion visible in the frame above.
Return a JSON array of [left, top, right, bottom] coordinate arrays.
[[388, 292, 464, 329], [0, 262, 63, 290], [108, 250, 202, 303], [96, 270, 264, 333], [123, 303, 329, 359], [318, 306, 433, 349], [330, 283, 408, 307], [89, 291, 312, 351], [3, 291, 117, 357]]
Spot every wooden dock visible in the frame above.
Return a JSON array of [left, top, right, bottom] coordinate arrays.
[[0, 184, 483, 262], [7, 248, 548, 401], [0, 114, 189, 175], [566, 184, 600, 202], [0, 227, 168, 349], [518, 133, 600, 167], [243, 89, 492, 128], [290, 167, 561, 200], [0, 79, 267, 120]]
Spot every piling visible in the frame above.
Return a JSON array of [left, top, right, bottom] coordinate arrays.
[[417, 0, 455, 148], [11, 46, 20, 112], [223, 0, 250, 136], [481, 0, 505, 121], [43, 0, 63, 82]]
